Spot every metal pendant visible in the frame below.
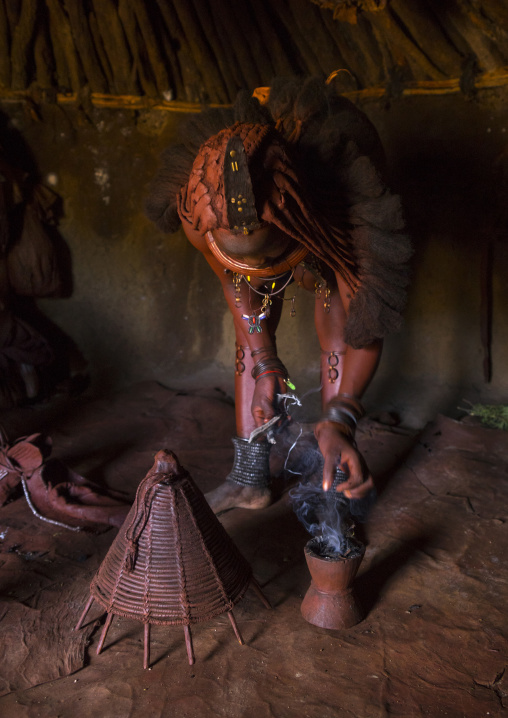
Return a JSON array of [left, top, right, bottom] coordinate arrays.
[[242, 312, 267, 334]]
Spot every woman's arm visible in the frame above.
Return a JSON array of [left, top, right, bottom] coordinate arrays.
[[314, 271, 382, 497]]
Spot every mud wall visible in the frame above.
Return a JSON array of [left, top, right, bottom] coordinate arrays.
[[3, 87, 507, 427]]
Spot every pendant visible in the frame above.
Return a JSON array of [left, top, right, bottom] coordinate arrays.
[[233, 273, 242, 307], [323, 287, 331, 313], [242, 311, 267, 334]]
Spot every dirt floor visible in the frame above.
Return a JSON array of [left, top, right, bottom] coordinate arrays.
[[0, 381, 506, 718]]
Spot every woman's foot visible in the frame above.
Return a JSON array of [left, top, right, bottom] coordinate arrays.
[[205, 481, 272, 514]]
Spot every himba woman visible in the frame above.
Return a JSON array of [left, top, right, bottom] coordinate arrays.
[[145, 76, 412, 514]]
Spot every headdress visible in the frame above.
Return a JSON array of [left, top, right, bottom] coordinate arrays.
[[176, 122, 273, 235], [145, 77, 412, 348], [177, 121, 360, 292]]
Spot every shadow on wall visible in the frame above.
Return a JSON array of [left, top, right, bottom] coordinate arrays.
[[367, 94, 508, 423]]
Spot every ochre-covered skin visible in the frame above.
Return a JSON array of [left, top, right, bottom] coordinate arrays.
[[145, 80, 411, 512], [183, 218, 380, 506]]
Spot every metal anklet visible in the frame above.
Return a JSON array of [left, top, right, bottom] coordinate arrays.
[[226, 436, 271, 488]]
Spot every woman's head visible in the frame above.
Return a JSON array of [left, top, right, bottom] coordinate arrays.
[[176, 120, 355, 280], [177, 122, 293, 235], [145, 79, 411, 348]]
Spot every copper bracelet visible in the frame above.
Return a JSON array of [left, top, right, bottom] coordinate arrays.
[[314, 419, 354, 442]]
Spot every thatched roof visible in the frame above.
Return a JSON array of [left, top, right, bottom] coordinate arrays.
[[1, 0, 507, 110]]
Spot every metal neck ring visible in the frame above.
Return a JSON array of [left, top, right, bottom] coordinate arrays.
[[205, 231, 308, 278]]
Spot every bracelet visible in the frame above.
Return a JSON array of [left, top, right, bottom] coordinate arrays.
[[255, 369, 288, 380], [226, 437, 271, 488], [251, 356, 288, 381], [328, 394, 365, 418], [251, 346, 276, 359], [325, 407, 358, 431], [316, 393, 365, 439], [251, 356, 295, 389], [331, 393, 365, 417]]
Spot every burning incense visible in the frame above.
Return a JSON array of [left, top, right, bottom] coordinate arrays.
[[290, 467, 366, 629]]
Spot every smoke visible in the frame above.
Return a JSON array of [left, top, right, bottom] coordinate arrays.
[[289, 479, 352, 555], [283, 430, 323, 480], [271, 388, 376, 555], [284, 426, 376, 557]]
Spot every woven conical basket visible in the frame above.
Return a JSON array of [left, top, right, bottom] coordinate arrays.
[[90, 450, 252, 625]]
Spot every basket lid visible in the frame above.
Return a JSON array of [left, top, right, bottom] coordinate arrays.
[[91, 450, 252, 625]]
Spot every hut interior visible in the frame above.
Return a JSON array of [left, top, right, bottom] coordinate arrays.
[[0, 2, 507, 716]]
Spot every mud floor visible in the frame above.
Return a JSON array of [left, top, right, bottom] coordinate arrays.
[[0, 381, 506, 717]]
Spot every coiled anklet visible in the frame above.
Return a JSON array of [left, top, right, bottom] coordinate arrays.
[[226, 436, 271, 488]]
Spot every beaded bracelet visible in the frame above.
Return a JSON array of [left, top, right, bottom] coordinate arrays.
[[226, 437, 271, 488]]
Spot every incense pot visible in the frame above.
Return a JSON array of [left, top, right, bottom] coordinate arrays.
[[301, 538, 365, 630]]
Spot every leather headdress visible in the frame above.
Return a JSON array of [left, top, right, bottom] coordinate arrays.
[[223, 135, 264, 235], [177, 122, 358, 292], [177, 122, 273, 234], [154, 77, 413, 349]]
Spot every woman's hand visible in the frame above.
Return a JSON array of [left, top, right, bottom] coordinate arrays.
[[251, 374, 287, 427], [315, 421, 374, 499]]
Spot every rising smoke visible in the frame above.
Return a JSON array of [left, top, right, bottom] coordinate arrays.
[[284, 426, 376, 557], [289, 479, 352, 555], [270, 389, 376, 557]]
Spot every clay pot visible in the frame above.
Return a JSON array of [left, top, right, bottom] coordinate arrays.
[[301, 538, 365, 630]]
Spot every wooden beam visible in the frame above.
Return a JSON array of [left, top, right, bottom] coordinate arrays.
[[0, 0, 11, 87], [62, 0, 108, 93], [131, 0, 172, 97], [170, 0, 230, 103], [46, 0, 83, 93], [91, 0, 136, 95], [10, 0, 37, 90], [118, 0, 157, 97], [88, 10, 114, 92], [193, 0, 242, 98], [2, 64, 508, 114], [390, 0, 463, 78], [366, 6, 448, 81], [33, 6, 55, 91]]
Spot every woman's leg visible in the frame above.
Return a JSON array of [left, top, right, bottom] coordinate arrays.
[[205, 299, 284, 513]]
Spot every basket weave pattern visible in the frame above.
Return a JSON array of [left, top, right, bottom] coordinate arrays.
[[90, 461, 252, 625], [75, 450, 270, 667]]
